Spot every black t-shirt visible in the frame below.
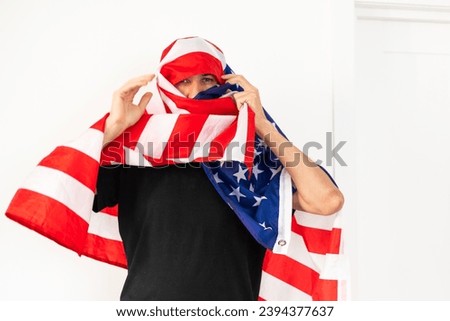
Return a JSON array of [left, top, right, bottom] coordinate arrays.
[[93, 163, 266, 301]]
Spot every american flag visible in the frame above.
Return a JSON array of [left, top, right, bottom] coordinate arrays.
[[5, 37, 348, 300], [201, 109, 348, 301]]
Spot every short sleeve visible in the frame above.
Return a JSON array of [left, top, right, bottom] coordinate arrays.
[[92, 165, 121, 212]]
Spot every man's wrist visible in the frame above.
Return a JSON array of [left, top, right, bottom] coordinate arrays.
[[255, 117, 275, 137]]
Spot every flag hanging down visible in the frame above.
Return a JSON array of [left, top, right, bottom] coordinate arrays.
[[259, 210, 348, 301], [201, 110, 348, 301]]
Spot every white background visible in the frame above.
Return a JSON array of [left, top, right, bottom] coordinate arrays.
[[0, 0, 342, 300], [353, 0, 450, 299], [1, 0, 449, 301]]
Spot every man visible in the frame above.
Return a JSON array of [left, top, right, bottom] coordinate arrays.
[[6, 36, 344, 301], [94, 36, 343, 300]]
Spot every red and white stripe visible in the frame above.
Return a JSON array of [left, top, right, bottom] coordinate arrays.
[[7, 124, 348, 299], [100, 106, 252, 168], [259, 210, 348, 301]]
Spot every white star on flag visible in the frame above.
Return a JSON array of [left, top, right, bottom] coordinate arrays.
[[253, 195, 268, 207], [258, 221, 273, 231], [233, 165, 248, 183], [229, 186, 246, 202], [270, 166, 282, 179], [252, 164, 264, 180], [256, 137, 267, 149], [213, 172, 223, 184]]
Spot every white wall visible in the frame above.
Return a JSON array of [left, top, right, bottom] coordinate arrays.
[[0, 0, 351, 300], [353, 0, 450, 299]]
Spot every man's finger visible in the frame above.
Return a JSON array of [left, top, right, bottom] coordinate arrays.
[[232, 92, 253, 109], [233, 91, 252, 103], [221, 74, 252, 90], [138, 92, 153, 112], [120, 74, 155, 93], [126, 74, 155, 85]]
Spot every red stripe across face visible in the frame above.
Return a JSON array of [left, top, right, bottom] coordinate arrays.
[[160, 52, 224, 86], [291, 220, 342, 255], [5, 189, 89, 254], [161, 89, 238, 115], [38, 146, 99, 192], [262, 251, 338, 301]]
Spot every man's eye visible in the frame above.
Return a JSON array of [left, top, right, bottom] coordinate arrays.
[[177, 79, 190, 86], [202, 77, 216, 83]]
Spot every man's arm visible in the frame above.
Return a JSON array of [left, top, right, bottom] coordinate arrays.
[[222, 74, 344, 215]]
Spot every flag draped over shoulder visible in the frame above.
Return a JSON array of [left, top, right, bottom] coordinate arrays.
[[5, 37, 348, 300]]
